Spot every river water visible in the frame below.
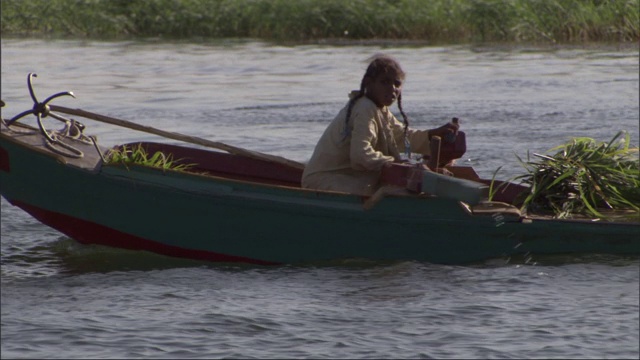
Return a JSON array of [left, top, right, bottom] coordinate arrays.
[[1, 39, 638, 359]]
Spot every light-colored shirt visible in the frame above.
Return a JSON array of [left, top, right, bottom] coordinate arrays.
[[302, 93, 431, 195]]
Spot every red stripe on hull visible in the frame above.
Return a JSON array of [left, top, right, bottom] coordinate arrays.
[[10, 199, 279, 266]]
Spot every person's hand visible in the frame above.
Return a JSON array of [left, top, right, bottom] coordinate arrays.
[[383, 161, 396, 169], [428, 119, 459, 141], [435, 167, 454, 177], [422, 162, 454, 176]]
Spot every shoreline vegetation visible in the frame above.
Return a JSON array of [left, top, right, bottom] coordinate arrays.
[[1, 0, 638, 45]]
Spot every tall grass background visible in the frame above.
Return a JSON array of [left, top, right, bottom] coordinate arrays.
[[1, 0, 638, 44]]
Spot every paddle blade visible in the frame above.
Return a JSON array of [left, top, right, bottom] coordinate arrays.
[[421, 170, 489, 206]]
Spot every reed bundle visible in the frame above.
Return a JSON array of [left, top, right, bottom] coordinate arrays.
[[105, 143, 195, 172], [509, 131, 639, 220]]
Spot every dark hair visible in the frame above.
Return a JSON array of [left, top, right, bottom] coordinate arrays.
[[345, 55, 410, 135]]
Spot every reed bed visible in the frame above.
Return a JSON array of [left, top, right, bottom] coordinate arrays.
[[1, 0, 638, 43]]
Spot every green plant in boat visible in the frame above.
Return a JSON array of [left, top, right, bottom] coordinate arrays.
[[105, 143, 195, 172], [499, 131, 639, 220]]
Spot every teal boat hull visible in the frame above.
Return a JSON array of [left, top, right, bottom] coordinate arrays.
[[1, 125, 638, 265]]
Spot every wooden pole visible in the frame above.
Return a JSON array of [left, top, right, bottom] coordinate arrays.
[[49, 105, 305, 170], [426, 136, 441, 171]]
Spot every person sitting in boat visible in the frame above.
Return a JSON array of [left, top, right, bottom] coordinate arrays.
[[301, 54, 459, 196]]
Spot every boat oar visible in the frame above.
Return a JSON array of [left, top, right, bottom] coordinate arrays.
[[421, 170, 489, 205], [423, 136, 488, 205], [49, 105, 305, 170], [370, 161, 489, 209]]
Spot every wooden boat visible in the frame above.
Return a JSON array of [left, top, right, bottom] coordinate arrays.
[[1, 74, 638, 265]]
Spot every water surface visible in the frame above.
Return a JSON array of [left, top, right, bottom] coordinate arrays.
[[1, 39, 638, 359]]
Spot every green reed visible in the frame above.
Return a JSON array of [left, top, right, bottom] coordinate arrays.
[[105, 143, 195, 172], [499, 131, 640, 220], [2, 0, 638, 43]]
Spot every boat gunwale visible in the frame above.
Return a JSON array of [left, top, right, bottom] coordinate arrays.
[[2, 117, 639, 227]]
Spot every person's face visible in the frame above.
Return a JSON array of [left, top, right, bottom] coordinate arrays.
[[364, 70, 403, 107]]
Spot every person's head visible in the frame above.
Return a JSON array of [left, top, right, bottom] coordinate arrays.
[[361, 55, 406, 107], [345, 54, 409, 131]]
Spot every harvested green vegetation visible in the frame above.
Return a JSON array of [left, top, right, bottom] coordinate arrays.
[[105, 143, 194, 172], [1, 0, 638, 44], [509, 131, 640, 221]]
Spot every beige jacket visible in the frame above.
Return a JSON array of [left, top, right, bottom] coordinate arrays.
[[302, 94, 431, 195]]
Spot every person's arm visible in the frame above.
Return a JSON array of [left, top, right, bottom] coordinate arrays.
[[403, 119, 460, 156], [428, 121, 459, 140]]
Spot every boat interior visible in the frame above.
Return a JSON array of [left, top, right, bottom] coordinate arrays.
[[120, 141, 305, 188]]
